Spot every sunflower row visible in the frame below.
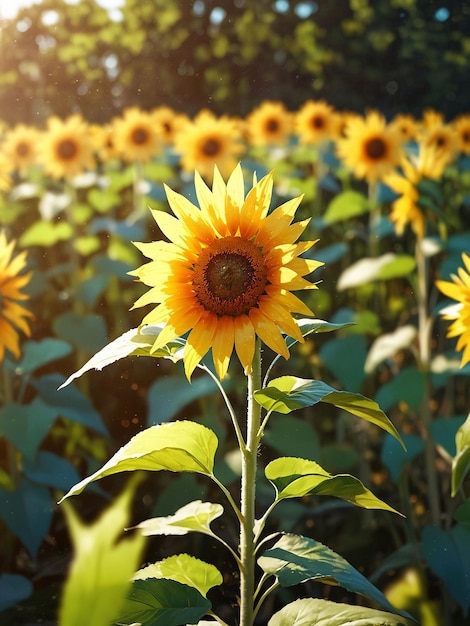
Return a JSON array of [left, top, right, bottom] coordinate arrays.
[[1, 100, 469, 192]]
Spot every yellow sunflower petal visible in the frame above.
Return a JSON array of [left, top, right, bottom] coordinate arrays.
[[184, 313, 218, 379], [212, 317, 235, 380]]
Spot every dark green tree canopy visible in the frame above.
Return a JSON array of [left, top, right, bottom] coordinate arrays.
[[0, 0, 468, 125]]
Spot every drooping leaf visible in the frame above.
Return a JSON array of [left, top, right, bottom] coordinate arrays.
[[0, 479, 53, 558], [422, 523, 470, 614], [268, 598, 415, 626], [254, 376, 404, 448], [16, 338, 72, 374], [117, 578, 211, 626], [59, 421, 218, 501], [258, 533, 410, 618], [59, 479, 146, 626], [133, 554, 222, 597], [265, 457, 402, 515], [296, 318, 356, 340], [0, 398, 59, 461], [452, 412, 470, 496], [365, 325, 418, 373], [0, 574, 33, 612], [131, 500, 223, 537], [58, 325, 185, 389]]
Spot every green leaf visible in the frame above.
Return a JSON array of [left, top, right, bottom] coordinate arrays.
[[323, 190, 369, 223], [296, 318, 356, 341], [381, 433, 425, 484], [365, 326, 417, 373], [375, 366, 426, 413], [255, 376, 404, 448], [452, 412, 470, 496], [16, 338, 72, 374], [422, 523, 470, 614], [454, 500, 470, 529], [319, 334, 367, 392], [59, 420, 218, 501], [117, 578, 211, 626], [0, 398, 59, 461], [258, 534, 410, 618], [53, 312, 108, 354], [268, 598, 414, 626], [263, 415, 321, 460], [377, 255, 416, 280], [265, 457, 402, 515], [0, 574, 33, 612], [336, 252, 416, 290], [133, 554, 222, 597], [148, 375, 221, 425], [59, 479, 146, 626], [131, 500, 223, 537], [59, 325, 185, 389], [19, 220, 74, 247]]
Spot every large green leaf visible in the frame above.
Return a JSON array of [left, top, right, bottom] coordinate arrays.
[[58, 325, 185, 389], [422, 523, 470, 614], [258, 534, 409, 618], [452, 412, 470, 496], [268, 598, 414, 626], [323, 190, 369, 224], [117, 578, 211, 626], [133, 554, 222, 597], [265, 457, 402, 515], [59, 480, 145, 626], [131, 500, 223, 537], [59, 421, 218, 501], [254, 376, 404, 448]]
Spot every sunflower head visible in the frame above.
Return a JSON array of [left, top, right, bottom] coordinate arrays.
[[2, 123, 39, 173], [38, 114, 96, 180], [246, 101, 292, 147], [0, 231, 33, 363], [336, 110, 404, 183], [130, 164, 323, 380], [151, 106, 189, 146], [294, 100, 338, 145], [173, 109, 245, 182], [453, 114, 470, 155], [389, 114, 418, 143], [436, 253, 470, 367], [113, 107, 162, 163]]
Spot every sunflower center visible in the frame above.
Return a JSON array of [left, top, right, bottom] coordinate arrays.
[[265, 118, 280, 133], [311, 115, 325, 129], [201, 137, 221, 157], [193, 237, 268, 317], [131, 127, 149, 145], [435, 135, 446, 148], [16, 141, 30, 157], [364, 137, 387, 160], [463, 131, 470, 144], [57, 139, 78, 160]]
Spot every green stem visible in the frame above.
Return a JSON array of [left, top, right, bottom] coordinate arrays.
[[415, 240, 440, 526], [368, 181, 380, 257], [239, 339, 262, 626]]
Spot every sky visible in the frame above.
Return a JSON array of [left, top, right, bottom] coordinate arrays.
[[0, 0, 124, 20]]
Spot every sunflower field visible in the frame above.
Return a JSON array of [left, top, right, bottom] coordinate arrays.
[[1, 1, 470, 626]]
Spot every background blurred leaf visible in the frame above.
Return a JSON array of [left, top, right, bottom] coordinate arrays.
[[452, 413, 470, 496], [23, 451, 81, 492], [263, 414, 321, 460], [381, 433, 425, 484], [375, 366, 426, 412], [323, 190, 369, 223], [0, 574, 33, 613], [53, 312, 108, 354], [20, 221, 74, 247], [16, 338, 72, 375], [365, 326, 417, 373], [319, 334, 367, 392]]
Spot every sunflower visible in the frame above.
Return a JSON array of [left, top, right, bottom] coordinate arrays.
[[38, 114, 96, 180], [0, 231, 33, 363], [436, 253, 470, 367], [90, 123, 121, 163], [336, 110, 404, 183], [151, 106, 189, 146], [2, 123, 39, 173], [384, 143, 449, 239], [417, 109, 459, 168], [294, 100, 338, 145], [0, 151, 13, 192], [173, 110, 245, 182], [389, 113, 418, 143], [112, 107, 162, 163], [245, 101, 292, 147], [452, 114, 470, 155], [130, 164, 322, 380]]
